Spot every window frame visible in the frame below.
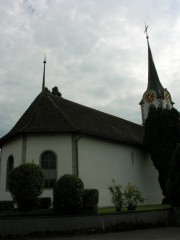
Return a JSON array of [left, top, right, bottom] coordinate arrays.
[[40, 150, 58, 189], [6, 155, 14, 191]]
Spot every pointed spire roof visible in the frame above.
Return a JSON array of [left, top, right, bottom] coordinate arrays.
[[145, 27, 164, 98]]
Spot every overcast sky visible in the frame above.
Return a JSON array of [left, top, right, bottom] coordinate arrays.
[[0, 0, 180, 137]]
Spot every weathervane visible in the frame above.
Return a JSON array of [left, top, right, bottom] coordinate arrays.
[[144, 23, 149, 40]]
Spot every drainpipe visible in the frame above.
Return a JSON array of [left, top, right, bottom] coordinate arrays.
[[74, 134, 81, 177]]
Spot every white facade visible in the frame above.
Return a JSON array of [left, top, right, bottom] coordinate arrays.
[[0, 137, 22, 200], [0, 133, 163, 206], [78, 135, 162, 206]]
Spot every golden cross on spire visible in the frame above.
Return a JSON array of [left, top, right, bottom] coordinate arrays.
[[144, 23, 149, 40]]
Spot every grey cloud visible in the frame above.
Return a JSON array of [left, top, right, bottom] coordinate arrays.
[[0, 0, 180, 137]]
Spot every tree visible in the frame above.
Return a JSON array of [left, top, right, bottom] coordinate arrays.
[[44, 86, 62, 97], [9, 163, 44, 211], [52, 86, 62, 97], [166, 144, 180, 206], [144, 107, 180, 199]]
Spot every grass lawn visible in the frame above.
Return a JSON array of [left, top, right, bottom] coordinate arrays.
[[0, 204, 171, 217], [98, 204, 171, 214]]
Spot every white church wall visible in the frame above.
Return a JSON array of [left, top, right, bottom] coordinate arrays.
[[0, 133, 163, 206], [0, 137, 22, 200], [0, 134, 73, 201], [142, 153, 163, 203], [25, 134, 73, 198], [78, 135, 163, 207]]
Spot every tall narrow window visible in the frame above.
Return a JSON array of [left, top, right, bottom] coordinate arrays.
[[6, 156, 14, 190], [131, 152, 134, 165], [41, 151, 57, 188]]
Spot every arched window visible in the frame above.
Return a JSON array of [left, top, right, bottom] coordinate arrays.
[[6, 156, 14, 190], [41, 151, 57, 188]]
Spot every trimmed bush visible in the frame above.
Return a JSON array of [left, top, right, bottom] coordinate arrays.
[[0, 201, 14, 212], [53, 174, 84, 214], [83, 189, 99, 213], [39, 197, 52, 209], [9, 163, 44, 211]]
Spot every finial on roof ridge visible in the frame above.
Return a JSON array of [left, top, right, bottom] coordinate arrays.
[[42, 54, 46, 92]]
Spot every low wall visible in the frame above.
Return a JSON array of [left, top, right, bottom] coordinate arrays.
[[0, 209, 172, 237]]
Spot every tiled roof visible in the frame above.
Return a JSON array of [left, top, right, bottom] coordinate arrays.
[[0, 92, 144, 146]]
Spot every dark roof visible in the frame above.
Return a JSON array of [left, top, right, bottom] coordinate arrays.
[[0, 92, 144, 146], [147, 41, 164, 98]]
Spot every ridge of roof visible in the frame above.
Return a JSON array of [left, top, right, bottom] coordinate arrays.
[[47, 94, 79, 131], [48, 93, 144, 145], [49, 92, 142, 128]]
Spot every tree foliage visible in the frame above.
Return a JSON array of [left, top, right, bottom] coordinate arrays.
[[52, 86, 62, 97], [9, 163, 44, 211], [53, 174, 84, 213], [144, 107, 180, 199], [45, 86, 62, 97], [166, 144, 180, 206], [83, 189, 99, 213]]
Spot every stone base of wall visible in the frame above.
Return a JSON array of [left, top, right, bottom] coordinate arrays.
[[0, 209, 172, 237]]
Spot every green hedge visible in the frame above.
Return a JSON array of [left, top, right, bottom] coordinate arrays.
[[83, 189, 99, 213], [53, 174, 84, 214], [0, 201, 14, 212], [38, 197, 52, 209]]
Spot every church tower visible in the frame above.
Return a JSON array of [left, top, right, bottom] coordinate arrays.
[[140, 26, 174, 124]]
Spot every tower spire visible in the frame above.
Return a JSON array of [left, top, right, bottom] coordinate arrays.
[[140, 25, 174, 124], [144, 25, 164, 98], [42, 55, 46, 92]]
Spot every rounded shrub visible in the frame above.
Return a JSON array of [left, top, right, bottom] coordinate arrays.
[[83, 189, 99, 213], [53, 174, 84, 214], [9, 163, 44, 211]]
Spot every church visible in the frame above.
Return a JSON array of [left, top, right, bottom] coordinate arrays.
[[0, 33, 174, 206]]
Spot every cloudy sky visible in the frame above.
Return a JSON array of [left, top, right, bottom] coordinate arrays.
[[0, 0, 180, 137]]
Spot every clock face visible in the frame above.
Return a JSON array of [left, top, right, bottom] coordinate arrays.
[[164, 92, 171, 102], [144, 91, 156, 103]]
